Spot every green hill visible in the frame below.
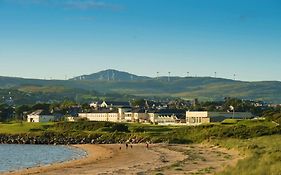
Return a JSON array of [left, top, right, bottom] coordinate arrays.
[[71, 69, 151, 81], [1, 70, 281, 103]]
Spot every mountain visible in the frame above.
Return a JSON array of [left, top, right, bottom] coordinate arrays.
[[1, 69, 281, 103], [71, 69, 151, 81]]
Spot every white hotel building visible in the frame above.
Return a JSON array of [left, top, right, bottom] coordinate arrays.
[[186, 111, 253, 125]]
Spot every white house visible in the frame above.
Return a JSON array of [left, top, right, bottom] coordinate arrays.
[[186, 111, 253, 125], [89, 102, 99, 108], [148, 113, 180, 125], [27, 110, 55, 123]]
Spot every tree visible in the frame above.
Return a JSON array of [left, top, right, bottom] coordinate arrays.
[[0, 104, 15, 121], [31, 103, 50, 112], [15, 105, 31, 120], [131, 99, 146, 107]]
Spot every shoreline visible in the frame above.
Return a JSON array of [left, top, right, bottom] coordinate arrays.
[[2, 144, 114, 175], [2, 144, 242, 175]]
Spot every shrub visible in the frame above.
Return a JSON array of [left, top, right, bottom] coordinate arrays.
[[168, 137, 192, 144], [29, 128, 44, 132], [100, 123, 129, 133], [54, 121, 115, 131], [131, 126, 145, 132], [111, 123, 129, 132]]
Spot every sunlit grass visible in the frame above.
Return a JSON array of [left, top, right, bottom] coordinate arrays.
[[0, 122, 54, 134], [0, 120, 280, 174], [213, 135, 281, 175]]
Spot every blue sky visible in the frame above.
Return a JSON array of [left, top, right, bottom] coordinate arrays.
[[0, 0, 280, 81]]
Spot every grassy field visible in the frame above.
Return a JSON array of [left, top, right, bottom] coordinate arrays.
[[213, 135, 281, 175], [0, 119, 278, 135], [0, 119, 279, 141], [0, 120, 280, 174], [220, 119, 278, 127], [18, 85, 68, 93], [0, 122, 54, 134]]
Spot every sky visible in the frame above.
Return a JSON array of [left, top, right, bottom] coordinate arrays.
[[0, 0, 280, 81]]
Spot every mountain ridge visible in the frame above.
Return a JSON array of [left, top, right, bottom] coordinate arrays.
[[71, 69, 151, 81], [1, 69, 281, 103], [1, 69, 280, 83]]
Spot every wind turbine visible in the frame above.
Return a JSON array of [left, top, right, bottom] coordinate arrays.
[[214, 72, 217, 78], [233, 74, 236, 80], [168, 72, 171, 82], [107, 70, 110, 81], [187, 72, 190, 77], [112, 71, 115, 81]]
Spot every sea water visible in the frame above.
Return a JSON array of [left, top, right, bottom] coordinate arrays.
[[0, 144, 87, 172]]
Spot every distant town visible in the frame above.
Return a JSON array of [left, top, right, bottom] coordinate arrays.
[[1, 71, 280, 126], [21, 97, 280, 126]]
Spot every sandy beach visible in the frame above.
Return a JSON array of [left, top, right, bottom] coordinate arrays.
[[2, 144, 242, 175]]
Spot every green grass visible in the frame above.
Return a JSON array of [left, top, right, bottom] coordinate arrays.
[[213, 135, 281, 175], [18, 85, 68, 93], [0, 120, 280, 174], [0, 122, 54, 134], [128, 123, 176, 133], [236, 119, 278, 127], [221, 119, 240, 124], [0, 120, 279, 140], [219, 119, 276, 127]]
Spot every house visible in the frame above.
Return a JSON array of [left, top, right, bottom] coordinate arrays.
[[149, 113, 180, 125], [152, 114, 179, 125], [145, 100, 167, 110], [89, 101, 131, 109], [148, 109, 185, 125], [27, 110, 55, 123], [100, 101, 131, 108], [89, 101, 102, 108], [186, 111, 253, 125]]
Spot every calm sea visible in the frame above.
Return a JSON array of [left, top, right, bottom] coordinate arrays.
[[0, 144, 87, 173]]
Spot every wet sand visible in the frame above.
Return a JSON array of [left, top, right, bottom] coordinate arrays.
[[2, 144, 242, 175]]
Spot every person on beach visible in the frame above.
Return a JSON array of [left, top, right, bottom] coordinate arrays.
[[126, 143, 128, 149], [130, 144, 133, 149], [146, 143, 149, 149]]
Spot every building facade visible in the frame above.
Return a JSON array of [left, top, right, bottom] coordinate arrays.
[[186, 111, 253, 125], [77, 108, 182, 125], [78, 108, 148, 122], [27, 110, 55, 123]]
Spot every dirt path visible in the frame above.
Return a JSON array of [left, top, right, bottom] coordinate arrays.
[[150, 144, 241, 175]]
